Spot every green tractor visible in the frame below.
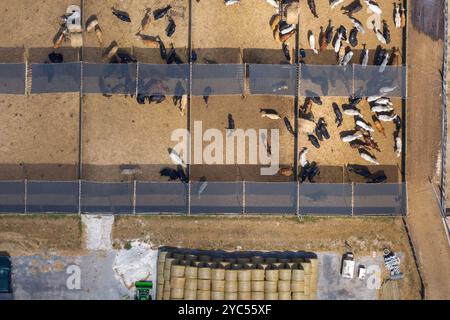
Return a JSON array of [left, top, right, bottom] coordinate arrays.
[[134, 281, 153, 300]]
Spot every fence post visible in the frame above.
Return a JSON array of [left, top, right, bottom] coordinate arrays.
[[24, 179, 27, 214], [133, 180, 137, 215], [78, 179, 82, 216], [242, 180, 246, 215]]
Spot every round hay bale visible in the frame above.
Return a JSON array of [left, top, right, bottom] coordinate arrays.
[[292, 292, 307, 300], [291, 280, 305, 292], [292, 269, 305, 281], [165, 258, 176, 267], [170, 288, 184, 299], [184, 289, 197, 300], [211, 268, 225, 280], [264, 281, 278, 293], [252, 280, 265, 292], [185, 254, 197, 261], [163, 291, 171, 300], [272, 262, 282, 268], [238, 292, 251, 300], [264, 257, 277, 264], [304, 285, 311, 296], [252, 269, 265, 281], [163, 280, 171, 292], [304, 274, 312, 285], [211, 280, 225, 292], [158, 250, 168, 260], [156, 284, 164, 300], [265, 269, 279, 281], [259, 263, 269, 270], [185, 266, 198, 279], [196, 290, 211, 300], [199, 255, 211, 262], [185, 278, 198, 290], [251, 292, 265, 300], [198, 267, 211, 280], [287, 262, 296, 269], [224, 281, 238, 292], [224, 292, 238, 300], [238, 281, 251, 292], [173, 253, 185, 260], [278, 280, 291, 292], [178, 260, 190, 266], [197, 279, 211, 291], [237, 257, 251, 264], [310, 258, 319, 268], [171, 265, 186, 278], [225, 269, 238, 281], [157, 274, 164, 285], [158, 261, 165, 271], [285, 3, 299, 25], [251, 256, 264, 264], [301, 262, 311, 275], [238, 270, 252, 282], [265, 292, 278, 300], [211, 291, 225, 300], [279, 291, 292, 300], [279, 268, 292, 281], [170, 277, 185, 289]]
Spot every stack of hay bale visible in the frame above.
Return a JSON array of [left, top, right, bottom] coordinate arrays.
[[156, 250, 318, 300]]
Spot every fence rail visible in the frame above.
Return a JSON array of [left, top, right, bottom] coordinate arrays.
[[0, 62, 407, 98], [0, 180, 407, 216]]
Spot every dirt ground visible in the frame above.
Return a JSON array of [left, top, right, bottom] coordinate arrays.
[[82, 94, 187, 181], [0, 94, 79, 180], [190, 95, 295, 182], [298, 96, 402, 183], [113, 215, 421, 299], [0, 215, 82, 256], [83, 0, 189, 63]]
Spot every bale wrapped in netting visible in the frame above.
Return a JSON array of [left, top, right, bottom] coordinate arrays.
[[301, 261, 311, 275], [170, 288, 184, 299], [184, 289, 197, 300], [265, 292, 279, 300], [238, 269, 252, 282], [252, 268, 265, 281], [156, 284, 164, 300], [238, 292, 251, 300], [211, 291, 225, 300], [224, 281, 238, 293], [158, 250, 169, 261], [251, 292, 265, 300], [292, 292, 307, 300], [211, 280, 225, 291], [170, 277, 186, 288], [290, 280, 305, 292], [238, 281, 251, 292], [224, 292, 238, 300], [163, 279, 171, 293], [185, 265, 198, 279], [279, 265, 292, 281], [264, 280, 278, 293], [211, 268, 225, 280], [265, 268, 279, 281], [252, 280, 265, 292], [197, 290, 211, 300], [197, 279, 211, 291], [163, 290, 171, 300], [278, 291, 292, 300], [292, 267, 305, 281], [277, 280, 291, 292], [225, 269, 238, 282], [198, 266, 212, 280], [185, 278, 198, 290], [171, 264, 186, 278], [310, 258, 319, 272], [157, 272, 165, 285]]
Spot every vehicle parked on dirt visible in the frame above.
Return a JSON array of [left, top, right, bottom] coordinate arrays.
[[0, 252, 13, 300]]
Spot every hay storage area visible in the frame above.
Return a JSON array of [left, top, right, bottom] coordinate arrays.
[[155, 248, 318, 300]]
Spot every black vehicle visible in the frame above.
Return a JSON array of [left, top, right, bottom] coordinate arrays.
[[0, 252, 13, 300]]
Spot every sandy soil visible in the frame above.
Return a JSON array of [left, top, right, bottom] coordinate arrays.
[[0, 94, 79, 180], [83, 0, 189, 62], [82, 94, 187, 181], [190, 95, 295, 181], [113, 215, 421, 299], [0, 215, 82, 256]]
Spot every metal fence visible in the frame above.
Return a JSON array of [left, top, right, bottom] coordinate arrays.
[[0, 180, 407, 216], [1, 62, 407, 98]]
